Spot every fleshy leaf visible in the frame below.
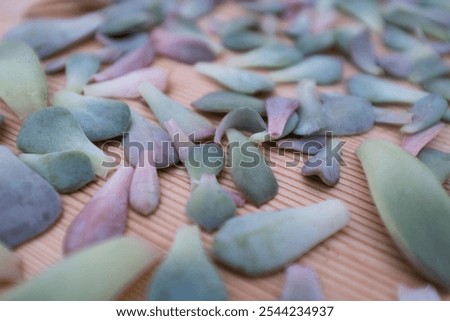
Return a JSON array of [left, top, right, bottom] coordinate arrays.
[[417, 147, 450, 183], [91, 39, 154, 82], [64, 166, 134, 255], [64, 53, 100, 93], [0, 41, 48, 119], [382, 25, 420, 51], [398, 285, 440, 301], [336, 0, 383, 32], [277, 136, 326, 156], [269, 55, 343, 85], [296, 30, 335, 56], [423, 78, 450, 100], [0, 243, 21, 283], [265, 96, 300, 139], [226, 42, 302, 69], [129, 152, 160, 216], [195, 62, 275, 94], [16, 106, 111, 178], [2, 237, 160, 300], [139, 82, 215, 140], [294, 80, 327, 135], [0, 146, 62, 248], [349, 29, 382, 75], [347, 74, 428, 104], [192, 91, 266, 115], [186, 174, 236, 231], [96, 32, 149, 53], [373, 107, 414, 126], [334, 24, 365, 54], [53, 90, 131, 142], [213, 199, 350, 276], [84, 67, 168, 98], [3, 13, 103, 58], [302, 139, 343, 186], [152, 28, 215, 65], [226, 128, 278, 206], [249, 113, 299, 143], [214, 107, 267, 143], [123, 111, 178, 169], [401, 93, 448, 134], [147, 225, 227, 300], [219, 15, 259, 37], [177, 0, 219, 20], [409, 56, 450, 84], [357, 139, 450, 289], [239, 0, 288, 14], [401, 122, 445, 156], [280, 265, 324, 301], [222, 30, 267, 52], [19, 151, 95, 194]]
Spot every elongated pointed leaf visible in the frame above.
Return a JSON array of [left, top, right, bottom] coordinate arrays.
[[222, 30, 267, 52], [2, 237, 160, 300], [139, 82, 215, 140], [265, 96, 300, 139], [281, 265, 324, 301], [294, 80, 327, 135], [4, 13, 103, 58], [347, 74, 428, 104], [382, 25, 420, 51], [148, 225, 227, 300], [17, 106, 111, 177], [0, 243, 21, 283], [213, 199, 350, 276], [65, 53, 100, 93], [249, 113, 299, 143], [269, 55, 343, 85], [296, 31, 335, 56], [64, 166, 134, 255], [349, 29, 382, 75], [401, 122, 445, 156], [84, 67, 168, 98], [409, 56, 450, 84], [19, 151, 95, 194], [423, 78, 450, 100], [0, 41, 48, 118], [417, 147, 450, 183], [0, 146, 62, 248], [192, 91, 266, 115], [357, 139, 450, 289], [373, 107, 414, 126], [336, 0, 383, 32], [177, 0, 219, 20], [226, 128, 278, 206], [53, 90, 131, 142]]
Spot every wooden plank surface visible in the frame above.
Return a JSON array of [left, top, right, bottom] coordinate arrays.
[[0, 0, 449, 300]]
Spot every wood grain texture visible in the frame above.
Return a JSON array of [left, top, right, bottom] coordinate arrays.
[[0, 0, 449, 300]]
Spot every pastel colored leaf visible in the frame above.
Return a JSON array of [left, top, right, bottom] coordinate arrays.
[[91, 39, 154, 82], [129, 153, 160, 216], [191, 91, 266, 115], [139, 82, 215, 140], [280, 265, 324, 301], [0, 243, 22, 283], [296, 30, 335, 56], [152, 28, 216, 65], [269, 55, 343, 85], [382, 25, 420, 51], [265, 96, 300, 139], [185, 144, 225, 186], [294, 80, 327, 135], [316, 96, 375, 136], [195, 62, 275, 94], [398, 285, 440, 301], [302, 139, 343, 186], [347, 74, 428, 104], [259, 14, 279, 37], [334, 24, 365, 54], [213, 199, 350, 276], [0, 41, 48, 119], [84, 67, 168, 98], [225, 189, 247, 208], [401, 122, 445, 156], [239, 0, 288, 14], [19, 151, 95, 194], [177, 0, 219, 20], [409, 56, 450, 84], [222, 30, 267, 52], [226, 128, 278, 206], [357, 139, 450, 289], [148, 225, 227, 300], [373, 107, 414, 126], [161, 119, 195, 164], [423, 78, 450, 100], [64, 53, 100, 94], [219, 15, 259, 37], [401, 93, 448, 134], [95, 32, 149, 52], [226, 42, 302, 69], [336, 0, 384, 32], [284, 10, 310, 39], [249, 113, 299, 143], [214, 107, 267, 143], [64, 166, 134, 255], [417, 147, 450, 183], [16, 106, 111, 178], [0, 146, 62, 248], [3, 13, 103, 58], [53, 90, 131, 142], [2, 237, 160, 300], [277, 136, 326, 156], [123, 111, 178, 169], [349, 29, 382, 75], [186, 174, 236, 231]]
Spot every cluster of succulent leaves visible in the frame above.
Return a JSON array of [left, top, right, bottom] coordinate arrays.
[[0, 0, 449, 301]]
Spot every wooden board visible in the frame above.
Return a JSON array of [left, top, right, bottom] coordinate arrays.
[[0, 0, 449, 301]]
